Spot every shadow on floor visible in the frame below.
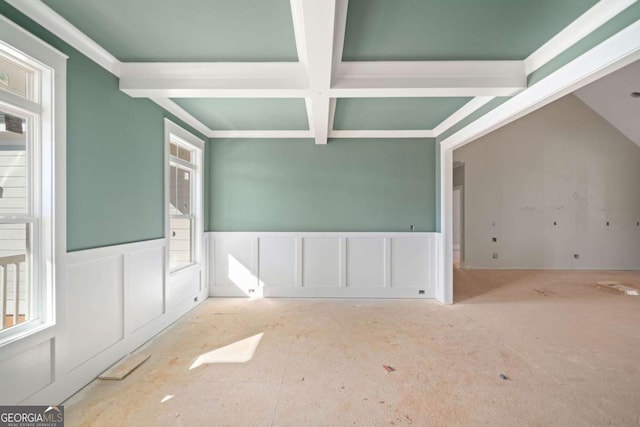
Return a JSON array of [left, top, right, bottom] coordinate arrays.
[[453, 268, 539, 303]]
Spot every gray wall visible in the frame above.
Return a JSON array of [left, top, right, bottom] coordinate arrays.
[[454, 94, 640, 269]]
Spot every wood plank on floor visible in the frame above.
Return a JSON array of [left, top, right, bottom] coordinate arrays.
[[99, 353, 150, 380]]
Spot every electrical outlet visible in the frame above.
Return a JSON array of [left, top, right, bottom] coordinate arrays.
[[574, 254, 579, 259], [492, 253, 499, 259], [418, 290, 425, 295], [492, 237, 497, 242]]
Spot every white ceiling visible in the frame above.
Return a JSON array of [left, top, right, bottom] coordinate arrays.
[[575, 59, 640, 147]]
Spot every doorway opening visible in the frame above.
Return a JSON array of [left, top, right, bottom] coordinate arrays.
[[452, 161, 464, 270]]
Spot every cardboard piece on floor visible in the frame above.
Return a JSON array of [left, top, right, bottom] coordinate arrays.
[[99, 353, 150, 380], [596, 281, 639, 296]]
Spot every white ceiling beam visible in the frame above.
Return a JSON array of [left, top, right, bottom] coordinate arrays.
[[209, 130, 314, 138], [120, 62, 308, 79], [289, 0, 308, 66], [122, 86, 310, 99], [328, 98, 337, 132], [330, 130, 436, 138], [332, 61, 526, 97], [149, 98, 211, 137], [525, 0, 637, 75], [326, 0, 347, 135], [440, 19, 640, 152], [293, 0, 337, 144], [119, 62, 310, 98], [432, 96, 494, 136], [117, 60, 526, 98], [303, 97, 314, 133], [306, 96, 331, 144], [331, 0, 349, 81], [330, 86, 520, 98], [6, 0, 121, 76]]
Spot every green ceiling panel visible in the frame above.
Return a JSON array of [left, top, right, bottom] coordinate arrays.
[[173, 98, 309, 130], [343, 0, 599, 61], [42, 0, 298, 61], [334, 97, 471, 130]]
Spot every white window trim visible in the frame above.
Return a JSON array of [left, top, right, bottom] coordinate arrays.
[[164, 119, 204, 276], [0, 15, 66, 347]]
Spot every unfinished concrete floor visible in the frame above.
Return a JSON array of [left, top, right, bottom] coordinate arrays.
[[65, 269, 640, 426]]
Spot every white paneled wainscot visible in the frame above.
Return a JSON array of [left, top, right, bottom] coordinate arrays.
[[0, 237, 208, 404], [209, 232, 437, 298]]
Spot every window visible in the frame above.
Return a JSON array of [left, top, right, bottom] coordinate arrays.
[[165, 120, 203, 272], [0, 109, 30, 333], [0, 19, 65, 344]]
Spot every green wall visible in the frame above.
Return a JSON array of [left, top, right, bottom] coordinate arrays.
[[66, 56, 166, 250], [0, 1, 207, 251], [207, 138, 437, 232], [1, 1, 441, 245]]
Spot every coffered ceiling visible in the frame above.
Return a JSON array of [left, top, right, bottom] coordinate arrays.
[[7, 0, 640, 145]]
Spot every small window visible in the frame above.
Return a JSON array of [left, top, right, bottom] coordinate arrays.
[[165, 124, 203, 273], [0, 55, 33, 99], [0, 54, 34, 334]]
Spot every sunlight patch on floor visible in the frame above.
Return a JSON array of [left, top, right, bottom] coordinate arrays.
[[189, 332, 264, 370]]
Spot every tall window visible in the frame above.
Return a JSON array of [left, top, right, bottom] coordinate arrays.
[[0, 21, 63, 342], [165, 121, 203, 272]]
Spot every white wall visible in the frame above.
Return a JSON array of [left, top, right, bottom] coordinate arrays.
[[209, 232, 437, 298], [0, 237, 208, 405], [454, 94, 640, 269], [575, 60, 640, 147]]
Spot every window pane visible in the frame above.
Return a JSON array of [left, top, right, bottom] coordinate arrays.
[[0, 56, 32, 99], [0, 112, 27, 215], [177, 146, 192, 163], [176, 167, 191, 215], [169, 165, 178, 215], [169, 217, 192, 271], [169, 142, 178, 157], [0, 223, 30, 331]]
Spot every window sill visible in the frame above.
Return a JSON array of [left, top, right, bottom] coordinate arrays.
[[0, 321, 55, 355]]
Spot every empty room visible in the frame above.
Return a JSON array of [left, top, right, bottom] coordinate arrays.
[[0, 0, 639, 426]]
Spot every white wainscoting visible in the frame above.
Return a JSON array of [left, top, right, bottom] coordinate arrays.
[[209, 232, 437, 298], [0, 236, 208, 405], [0, 334, 53, 404]]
